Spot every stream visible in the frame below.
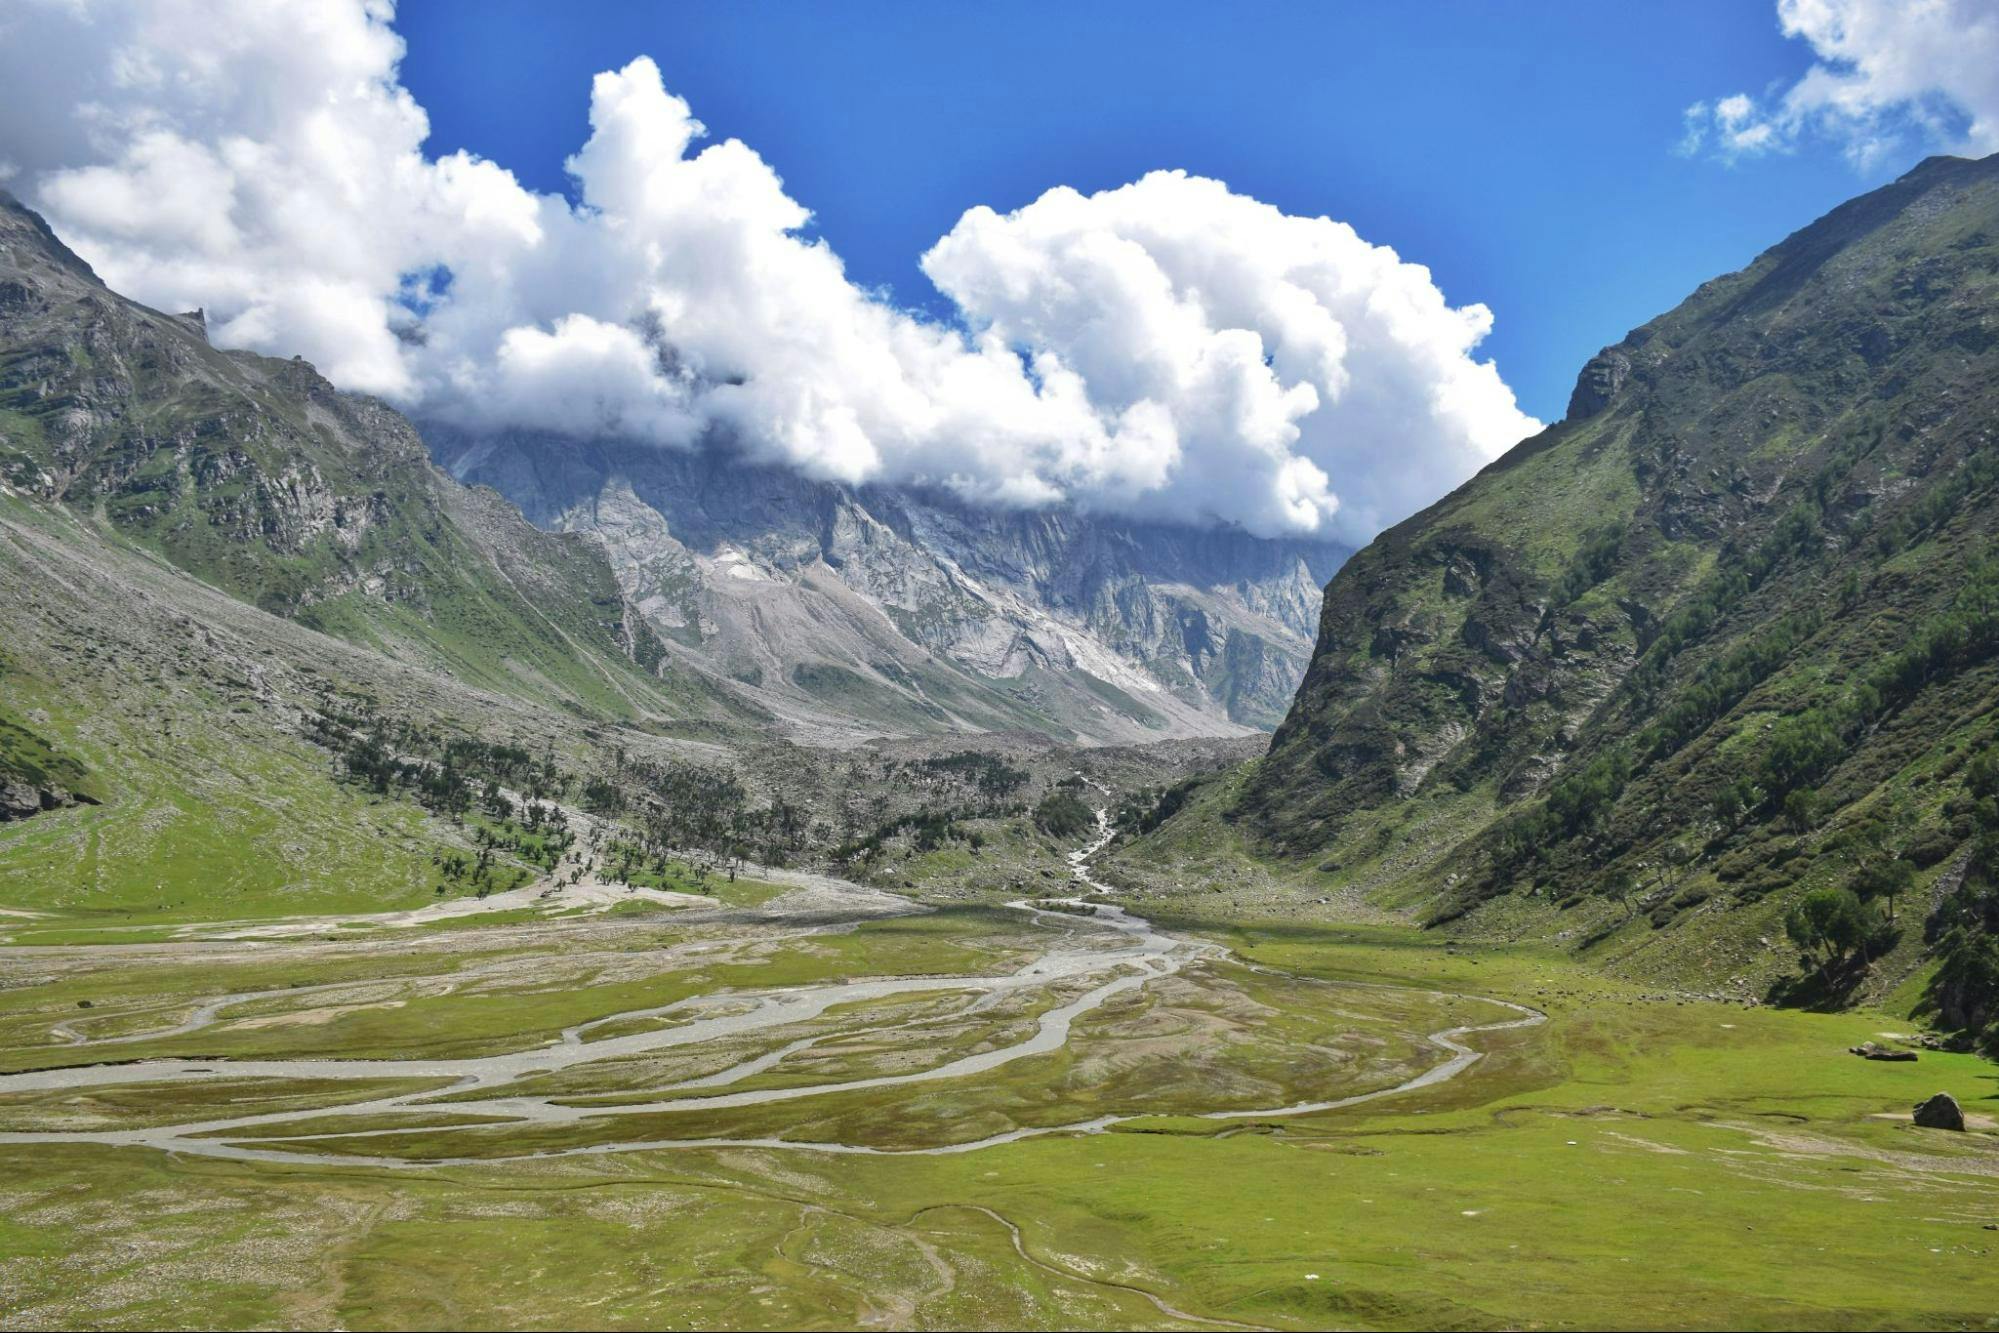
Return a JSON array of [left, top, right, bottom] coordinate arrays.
[[0, 801, 1542, 1167]]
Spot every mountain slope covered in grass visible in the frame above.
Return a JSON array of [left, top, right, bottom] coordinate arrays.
[[0, 189, 776, 926], [0, 191, 752, 732], [1120, 153, 1999, 1027]]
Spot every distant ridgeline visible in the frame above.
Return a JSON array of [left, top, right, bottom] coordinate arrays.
[[423, 423, 1350, 743]]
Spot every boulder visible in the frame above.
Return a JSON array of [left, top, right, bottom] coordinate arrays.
[[1912, 1092, 1965, 1131], [0, 779, 42, 821]]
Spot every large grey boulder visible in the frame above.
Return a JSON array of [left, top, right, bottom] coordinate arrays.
[[1912, 1092, 1965, 1131], [0, 779, 42, 821], [1565, 348, 1631, 420]]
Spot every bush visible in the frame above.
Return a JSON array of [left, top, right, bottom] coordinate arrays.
[[1033, 790, 1096, 839], [1784, 887, 1871, 980], [1851, 857, 1916, 920]]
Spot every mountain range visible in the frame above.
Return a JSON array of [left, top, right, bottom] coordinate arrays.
[[0, 187, 1343, 760], [11, 148, 1999, 1033], [428, 426, 1343, 742]]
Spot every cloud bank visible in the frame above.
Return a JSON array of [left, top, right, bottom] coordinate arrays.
[[1681, 0, 1999, 167], [0, 0, 1538, 540]]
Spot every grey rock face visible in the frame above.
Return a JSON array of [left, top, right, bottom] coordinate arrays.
[[424, 427, 1349, 743], [1565, 348, 1630, 420], [0, 779, 42, 821], [0, 778, 84, 821]]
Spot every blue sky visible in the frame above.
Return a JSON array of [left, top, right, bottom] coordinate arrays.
[[8, 0, 1988, 538], [396, 1, 1908, 422]]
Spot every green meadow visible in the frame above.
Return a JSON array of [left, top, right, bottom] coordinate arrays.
[[2, 906, 1994, 1330]]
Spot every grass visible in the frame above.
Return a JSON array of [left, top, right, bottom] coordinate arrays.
[[0, 693, 94, 802], [0, 661, 466, 933], [593, 846, 791, 908], [2, 902, 1996, 1328]]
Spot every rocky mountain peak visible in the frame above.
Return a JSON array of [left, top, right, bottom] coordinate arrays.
[[425, 425, 1349, 743]]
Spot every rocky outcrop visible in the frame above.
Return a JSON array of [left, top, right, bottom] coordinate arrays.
[[0, 773, 93, 821], [1565, 348, 1630, 420], [1849, 1042, 1917, 1062], [0, 778, 44, 820]]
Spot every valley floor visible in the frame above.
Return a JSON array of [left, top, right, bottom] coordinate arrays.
[[0, 850, 1995, 1330]]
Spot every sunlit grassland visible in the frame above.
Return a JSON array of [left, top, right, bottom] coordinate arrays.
[[0, 662, 467, 933], [0, 730, 452, 930], [2, 913, 1996, 1329]]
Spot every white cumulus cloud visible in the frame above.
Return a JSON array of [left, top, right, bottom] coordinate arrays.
[[1681, 0, 1999, 167], [924, 173, 1536, 538], [0, 0, 1538, 540]]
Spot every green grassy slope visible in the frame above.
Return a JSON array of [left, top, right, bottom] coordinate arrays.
[[0, 495, 499, 927], [0, 657, 95, 810], [0, 189, 788, 926], [1129, 153, 1999, 1013], [0, 190, 751, 732]]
